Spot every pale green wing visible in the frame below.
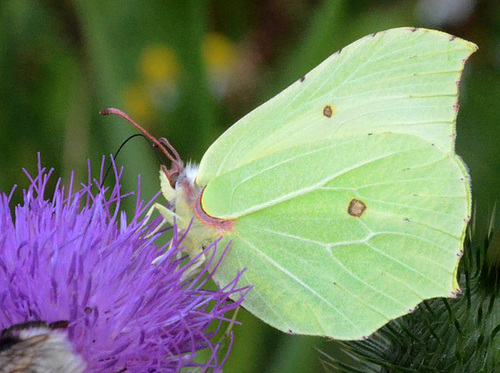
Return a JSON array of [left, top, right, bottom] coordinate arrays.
[[204, 133, 469, 339], [196, 28, 476, 186]]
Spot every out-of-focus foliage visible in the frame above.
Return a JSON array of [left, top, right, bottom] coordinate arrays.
[[0, 1, 498, 372]]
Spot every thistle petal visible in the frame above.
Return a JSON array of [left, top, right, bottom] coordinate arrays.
[[0, 155, 249, 372]]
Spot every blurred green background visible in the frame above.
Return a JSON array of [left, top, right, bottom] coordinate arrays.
[[0, 0, 498, 372]]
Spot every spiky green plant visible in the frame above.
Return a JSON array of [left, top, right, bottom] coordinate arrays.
[[321, 212, 500, 373]]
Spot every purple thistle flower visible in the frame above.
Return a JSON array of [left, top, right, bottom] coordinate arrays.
[[0, 156, 249, 372]]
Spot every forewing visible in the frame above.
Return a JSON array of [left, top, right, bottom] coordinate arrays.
[[205, 133, 470, 339], [197, 28, 476, 186]]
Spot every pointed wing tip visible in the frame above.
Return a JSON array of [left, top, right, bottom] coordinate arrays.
[[376, 27, 478, 53]]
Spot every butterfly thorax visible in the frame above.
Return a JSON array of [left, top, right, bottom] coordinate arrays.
[[161, 164, 233, 258]]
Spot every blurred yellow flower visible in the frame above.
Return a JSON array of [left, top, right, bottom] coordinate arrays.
[[203, 32, 238, 74], [123, 45, 182, 121], [139, 45, 181, 83], [123, 34, 239, 118], [123, 83, 153, 123], [203, 33, 238, 98]]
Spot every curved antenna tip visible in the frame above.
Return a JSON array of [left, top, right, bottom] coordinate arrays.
[[99, 107, 120, 116], [99, 107, 184, 187]]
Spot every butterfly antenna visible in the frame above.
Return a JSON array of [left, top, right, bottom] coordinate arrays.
[[100, 108, 184, 186], [159, 137, 181, 164], [101, 133, 150, 186]]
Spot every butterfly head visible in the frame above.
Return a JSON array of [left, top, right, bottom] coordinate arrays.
[[100, 108, 232, 261], [100, 107, 184, 188]]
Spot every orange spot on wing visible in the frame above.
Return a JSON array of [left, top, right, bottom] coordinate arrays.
[[193, 187, 234, 232]]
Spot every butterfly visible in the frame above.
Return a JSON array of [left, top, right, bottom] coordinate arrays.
[[102, 27, 476, 340]]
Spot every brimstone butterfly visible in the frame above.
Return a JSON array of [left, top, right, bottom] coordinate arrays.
[[102, 28, 476, 340]]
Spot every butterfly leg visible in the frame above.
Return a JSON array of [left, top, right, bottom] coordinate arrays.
[[153, 235, 207, 282], [180, 252, 206, 282], [145, 203, 208, 281], [143, 202, 179, 238]]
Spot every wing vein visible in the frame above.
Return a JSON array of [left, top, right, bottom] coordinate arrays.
[[236, 234, 363, 334]]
